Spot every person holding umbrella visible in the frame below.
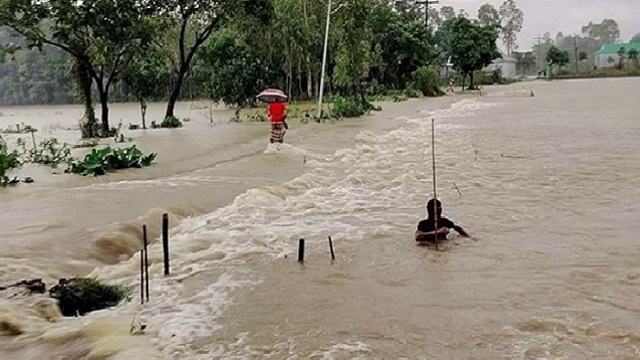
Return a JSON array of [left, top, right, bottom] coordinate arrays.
[[257, 88, 289, 144]]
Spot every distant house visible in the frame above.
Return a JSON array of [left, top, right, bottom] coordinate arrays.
[[439, 56, 454, 78], [482, 55, 517, 80], [594, 43, 640, 68]]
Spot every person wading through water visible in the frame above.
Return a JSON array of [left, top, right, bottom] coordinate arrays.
[[267, 99, 289, 144], [415, 198, 473, 243]]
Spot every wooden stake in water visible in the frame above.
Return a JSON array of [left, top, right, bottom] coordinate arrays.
[[162, 213, 170, 275], [139, 250, 144, 305], [143, 224, 149, 301], [431, 119, 439, 251], [298, 238, 305, 263], [328, 235, 335, 261]]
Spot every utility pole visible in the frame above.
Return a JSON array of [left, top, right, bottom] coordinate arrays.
[[317, 1, 346, 119], [417, 0, 439, 26]]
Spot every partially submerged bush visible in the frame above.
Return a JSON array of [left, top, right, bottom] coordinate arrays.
[[49, 278, 126, 317], [151, 116, 183, 129], [0, 136, 20, 186], [330, 96, 365, 118], [67, 145, 156, 176], [16, 137, 72, 168], [413, 66, 444, 97], [0, 122, 37, 134]]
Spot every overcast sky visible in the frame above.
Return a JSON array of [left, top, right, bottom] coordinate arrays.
[[442, 0, 640, 49]]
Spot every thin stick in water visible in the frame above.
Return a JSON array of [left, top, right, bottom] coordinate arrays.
[[431, 119, 439, 251], [328, 235, 335, 261], [143, 224, 149, 301], [139, 250, 144, 305], [453, 182, 463, 197]]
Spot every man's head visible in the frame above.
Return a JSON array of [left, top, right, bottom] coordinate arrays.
[[426, 198, 442, 219]]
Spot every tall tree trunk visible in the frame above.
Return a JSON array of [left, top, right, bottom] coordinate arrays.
[[139, 97, 147, 129], [165, 67, 187, 119], [469, 71, 475, 90], [96, 84, 110, 135]]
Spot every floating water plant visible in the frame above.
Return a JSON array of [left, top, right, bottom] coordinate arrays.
[[67, 145, 157, 176]]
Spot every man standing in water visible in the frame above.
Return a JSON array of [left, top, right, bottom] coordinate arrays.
[[415, 199, 472, 243], [267, 99, 289, 144]]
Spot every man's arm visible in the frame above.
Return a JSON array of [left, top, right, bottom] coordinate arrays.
[[453, 225, 478, 241]]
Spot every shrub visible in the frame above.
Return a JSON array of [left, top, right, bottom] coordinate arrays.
[[151, 116, 183, 129], [330, 96, 365, 118], [0, 136, 20, 186], [412, 66, 444, 97], [49, 278, 126, 317]]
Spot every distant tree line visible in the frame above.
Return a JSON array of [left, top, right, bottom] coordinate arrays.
[[515, 19, 639, 76], [1, 0, 525, 137]]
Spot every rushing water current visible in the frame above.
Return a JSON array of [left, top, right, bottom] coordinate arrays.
[[1, 78, 640, 359]]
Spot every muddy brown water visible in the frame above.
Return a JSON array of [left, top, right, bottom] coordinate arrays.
[[1, 79, 639, 359]]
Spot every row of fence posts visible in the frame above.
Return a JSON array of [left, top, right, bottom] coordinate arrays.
[[139, 214, 338, 304], [297, 235, 336, 263], [139, 213, 171, 305]]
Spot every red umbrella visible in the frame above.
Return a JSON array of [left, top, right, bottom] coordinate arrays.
[[257, 88, 288, 103]]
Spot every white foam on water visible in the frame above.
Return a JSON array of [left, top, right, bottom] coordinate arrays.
[[9, 97, 498, 358]]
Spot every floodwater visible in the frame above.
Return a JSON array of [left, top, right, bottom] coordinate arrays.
[[1, 78, 640, 359]]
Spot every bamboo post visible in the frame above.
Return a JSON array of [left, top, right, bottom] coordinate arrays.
[[139, 250, 144, 305], [431, 119, 439, 251], [298, 238, 305, 263], [328, 235, 335, 261], [143, 224, 149, 301], [162, 214, 170, 275]]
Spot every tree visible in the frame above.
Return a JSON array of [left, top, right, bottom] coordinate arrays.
[[439, 6, 456, 22], [581, 19, 620, 45], [616, 46, 626, 69], [447, 17, 500, 89], [546, 46, 569, 67], [631, 33, 640, 43], [579, 51, 588, 61], [157, 0, 273, 120], [514, 51, 535, 76], [498, 0, 524, 56], [478, 3, 500, 28], [0, 0, 158, 137], [332, 0, 374, 106], [628, 48, 639, 67], [123, 49, 169, 129], [193, 28, 267, 108]]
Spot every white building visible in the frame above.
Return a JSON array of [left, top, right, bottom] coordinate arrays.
[[483, 56, 517, 80], [594, 43, 640, 68]]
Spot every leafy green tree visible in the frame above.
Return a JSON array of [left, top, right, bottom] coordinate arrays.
[[616, 46, 626, 69], [331, 0, 374, 105], [631, 33, 640, 43], [478, 3, 500, 28], [499, 0, 524, 56], [194, 29, 267, 108], [122, 49, 170, 129], [439, 6, 456, 22], [447, 17, 500, 90], [628, 48, 639, 67], [546, 46, 569, 67], [156, 0, 273, 120], [0, 0, 158, 137], [581, 19, 620, 45]]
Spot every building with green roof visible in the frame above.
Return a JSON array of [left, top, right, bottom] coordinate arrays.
[[594, 43, 640, 68]]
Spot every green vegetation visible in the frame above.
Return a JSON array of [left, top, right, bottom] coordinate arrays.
[[67, 145, 156, 176], [0, 136, 20, 186], [0, 0, 520, 135], [48, 278, 126, 317]]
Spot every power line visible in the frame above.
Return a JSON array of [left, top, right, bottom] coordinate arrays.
[[416, 0, 439, 25]]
